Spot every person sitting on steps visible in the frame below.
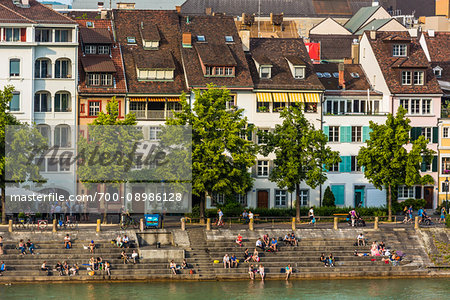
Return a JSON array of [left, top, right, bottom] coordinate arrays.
[[64, 234, 72, 249], [131, 250, 139, 264], [236, 234, 243, 247], [270, 238, 278, 252], [357, 233, 366, 246], [18, 239, 27, 255], [169, 260, 177, 275], [89, 240, 95, 253], [320, 253, 328, 266], [290, 232, 298, 246], [255, 238, 265, 251]]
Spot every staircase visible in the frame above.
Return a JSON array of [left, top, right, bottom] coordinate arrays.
[[186, 228, 214, 279]]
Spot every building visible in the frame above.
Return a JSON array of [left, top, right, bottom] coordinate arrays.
[[245, 38, 324, 208], [359, 31, 442, 208], [71, 0, 186, 10], [316, 62, 385, 207], [0, 0, 78, 199]]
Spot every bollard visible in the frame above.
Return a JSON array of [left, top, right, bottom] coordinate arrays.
[[333, 217, 338, 230], [52, 219, 57, 232], [414, 216, 419, 229], [8, 220, 12, 233], [249, 219, 254, 231], [206, 218, 211, 231], [394, 216, 397, 223], [292, 218, 296, 231], [96, 219, 101, 232], [181, 218, 186, 231], [374, 217, 379, 230], [140, 218, 144, 232]]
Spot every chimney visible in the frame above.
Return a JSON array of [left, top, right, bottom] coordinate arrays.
[[97, 2, 104, 10], [370, 30, 376, 40], [343, 58, 353, 64], [21, 0, 29, 6], [182, 32, 192, 48], [100, 9, 108, 19], [175, 6, 181, 13], [338, 63, 345, 90], [239, 29, 250, 52], [205, 7, 212, 15], [372, 0, 379, 6], [428, 29, 435, 37], [351, 43, 359, 64]]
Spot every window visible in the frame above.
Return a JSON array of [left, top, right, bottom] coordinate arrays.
[[444, 127, 449, 138], [216, 67, 224, 76], [225, 67, 234, 76], [422, 99, 431, 115], [260, 67, 271, 79], [5, 28, 20, 42], [143, 40, 159, 49], [34, 92, 51, 112], [275, 190, 287, 207], [55, 92, 70, 112], [411, 99, 420, 114], [54, 125, 70, 148], [413, 71, 424, 85], [402, 71, 411, 85], [139, 69, 173, 80], [257, 160, 269, 177], [225, 35, 233, 42], [59, 157, 70, 171], [55, 59, 70, 78], [294, 67, 304, 79], [351, 156, 361, 172], [400, 99, 409, 113], [98, 45, 110, 54], [257, 101, 269, 113], [329, 126, 339, 142], [330, 163, 339, 172], [9, 92, 20, 111], [35, 29, 51, 42], [226, 95, 235, 110], [149, 126, 161, 141], [398, 186, 414, 199], [351, 126, 362, 142], [55, 29, 69, 42], [257, 129, 269, 145], [89, 101, 100, 116], [326, 99, 345, 115], [37, 124, 50, 145], [85, 45, 96, 54], [442, 157, 450, 173], [433, 67, 442, 78], [305, 103, 317, 113], [88, 74, 100, 86], [298, 189, 309, 206], [86, 22, 94, 28], [47, 158, 58, 172], [197, 35, 205, 42], [235, 194, 247, 206], [422, 127, 432, 141], [9, 59, 20, 77], [273, 101, 286, 112], [127, 37, 136, 44], [393, 44, 407, 56], [205, 66, 212, 76], [101, 74, 112, 86], [35, 59, 49, 78]]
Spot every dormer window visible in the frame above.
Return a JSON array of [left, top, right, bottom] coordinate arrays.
[[85, 45, 96, 54], [143, 40, 159, 49], [225, 36, 233, 43], [260, 66, 271, 79], [98, 45, 110, 55], [294, 67, 305, 79], [402, 70, 425, 86], [138, 69, 174, 81], [433, 66, 442, 78], [413, 71, 424, 85], [285, 56, 306, 79], [127, 37, 136, 44], [393, 44, 407, 57], [205, 66, 235, 77], [402, 71, 411, 85], [139, 23, 161, 50]]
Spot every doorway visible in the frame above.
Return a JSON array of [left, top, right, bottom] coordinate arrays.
[[424, 187, 433, 209], [257, 190, 269, 208], [354, 186, 365, 208]]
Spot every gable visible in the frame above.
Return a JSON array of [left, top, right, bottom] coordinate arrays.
[[378, 19, 407, 32], [310, 17, 351, 35], [359, 7, 392, 30]]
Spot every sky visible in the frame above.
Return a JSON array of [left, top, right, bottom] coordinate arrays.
[[39, 0, 72, 4]]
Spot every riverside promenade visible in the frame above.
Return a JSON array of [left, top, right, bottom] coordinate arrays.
[[0, 218, 448, 282]]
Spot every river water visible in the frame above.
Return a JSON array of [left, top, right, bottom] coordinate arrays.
[[0, 279, 448, 299]]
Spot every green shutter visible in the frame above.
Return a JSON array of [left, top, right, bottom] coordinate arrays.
[[339, 156, 351, 172], [432, 127, 438, 143], [331, 185, 345, 206], [421, 157, 427, 172], [432, 156, 438, 172], [340, 126, 351, 143], [411, 127, 422, 141], [247, 123, 253, 141], [362, 126, 372, 142], [323, 126, 329, 140]]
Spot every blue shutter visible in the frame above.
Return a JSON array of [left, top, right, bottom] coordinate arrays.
[[362, 126, 372, 142], [340, 126, 351, 143], [331, 185, 345, 205], [339, 156, 351, 172], [323, 126, 329, 140]]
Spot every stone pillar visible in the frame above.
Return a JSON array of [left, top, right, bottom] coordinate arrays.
[[374, 217, 379, 230], [414, 216, 419, 229], [333, 217, 338, 230], [52, 219, 57, 233], [291, 218, 296, 231], [206, 218, 211, 231], [249, 219, 254, 231], [96, 219, 101, 232], [140, 218, 144, 232], [8, 220, 12, 233], [181, 218, 186, 231]]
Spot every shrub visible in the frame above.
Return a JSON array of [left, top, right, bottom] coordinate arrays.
[[322, 186, 335, 207], [401, 198, 427, 210], [446, 215, 450, 228]]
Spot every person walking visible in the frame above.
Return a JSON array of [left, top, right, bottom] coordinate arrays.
[[439, 207, 447, 223], [217, 209, 224, 226], [308, 207, 315, 225]]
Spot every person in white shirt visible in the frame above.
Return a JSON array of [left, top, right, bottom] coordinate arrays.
[[357, 233, 366, 246], [248, 211, 254, 221], [131, 250, 139, 264], [308, 207, 315, 225], [255, 238, 265, 251], [223, 254, 231, 269]]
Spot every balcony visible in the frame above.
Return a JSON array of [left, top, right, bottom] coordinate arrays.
[[130, 110, 181, 120]]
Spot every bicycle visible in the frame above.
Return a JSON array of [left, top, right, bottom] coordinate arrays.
[[120, 214, 139, 230]]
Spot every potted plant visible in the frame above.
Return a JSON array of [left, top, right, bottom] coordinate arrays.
[[258, 106, 268, 112], [18, 212, 25, 222]]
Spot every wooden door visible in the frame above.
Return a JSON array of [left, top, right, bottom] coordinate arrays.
[[257, 190, 269, 208], [424, 187, 433, 209]]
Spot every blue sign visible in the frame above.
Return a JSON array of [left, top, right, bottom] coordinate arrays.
[[145, 214, 160, 228]]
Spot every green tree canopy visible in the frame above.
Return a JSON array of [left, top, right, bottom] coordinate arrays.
[[357, 107, 435, 221], [259, 105, 341, 220], [166, 85, 257, 220]]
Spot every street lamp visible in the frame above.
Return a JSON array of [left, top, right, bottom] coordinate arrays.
[[446, 177, 449, 214]]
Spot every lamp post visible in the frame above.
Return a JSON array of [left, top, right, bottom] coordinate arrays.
[[446, 177, 449, 214]]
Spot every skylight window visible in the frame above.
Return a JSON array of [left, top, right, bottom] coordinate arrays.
[[316, 72, 323, 78], [225, 35, 234, 42], [197, 35, 205, 42], [351, 72, 360, 78], [86, 22, 94, 28], [333, 72, 339, 78], [323, 72, 331, 78], [127, 37, 136, 44]]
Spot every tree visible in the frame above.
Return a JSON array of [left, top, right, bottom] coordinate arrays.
[[322, 186, 336, 207], [260, 105, 341, 221], [77, 97, 141, 222], [357, 107, 434, 221], [166, 85, 257, 222]]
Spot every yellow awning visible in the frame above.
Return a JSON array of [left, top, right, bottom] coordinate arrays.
[[256, 92, 272, 102], [288, 93, 304, 102], [148, 97, 166, 102], [130, 97, 147, 102], [167, 97, 180, 102], [272, 93, 288, 103], [303, 93, 321, 103]]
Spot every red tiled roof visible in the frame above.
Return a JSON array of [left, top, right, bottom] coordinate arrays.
[[73, 17, 127, 95], [113, 10, 187, 95], [80, 27, 113, 44], [0, 0, 76, 24], [309, 34, 357, 61], [424, 32, 450, 64], [367, 31, 442, 95], [81, 56, 116, 73]]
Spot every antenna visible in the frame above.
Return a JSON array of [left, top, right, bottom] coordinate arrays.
[[258, 0, 261, 37]]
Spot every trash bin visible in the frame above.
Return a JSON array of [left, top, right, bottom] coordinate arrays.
[[156, 242, 161, 248]]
